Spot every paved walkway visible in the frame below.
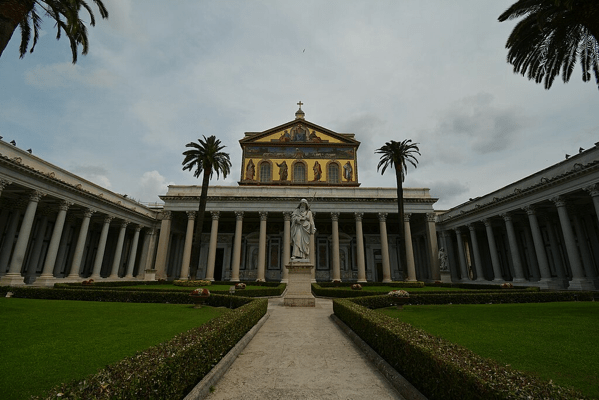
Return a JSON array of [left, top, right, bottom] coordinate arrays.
[[206, 297, 404, 400]]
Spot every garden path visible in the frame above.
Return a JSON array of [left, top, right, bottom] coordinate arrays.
[[205, 297, 404, 400]]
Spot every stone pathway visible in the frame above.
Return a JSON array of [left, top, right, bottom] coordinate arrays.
[[205, 297, 404, 400]]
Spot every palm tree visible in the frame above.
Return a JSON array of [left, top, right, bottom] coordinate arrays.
[[0, 0, 108, 62], [376, 139, 420, 280], [182, 135, 231, 280], [498, 0, 599, 90]]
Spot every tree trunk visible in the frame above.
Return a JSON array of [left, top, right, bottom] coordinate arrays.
[[188, 167, 211, 279], [395, 165, 407, 280], [0, 1, 32, 59]]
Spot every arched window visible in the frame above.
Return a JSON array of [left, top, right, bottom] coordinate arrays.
[[293, 163, 306, 183], [259, 162, 271, 182], [328, 163, 340, 184]]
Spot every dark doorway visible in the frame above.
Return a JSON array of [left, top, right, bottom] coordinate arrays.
[[214, 248, 224, 281]]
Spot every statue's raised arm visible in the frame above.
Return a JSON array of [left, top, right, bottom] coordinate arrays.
[[290, 198, 315, 261]]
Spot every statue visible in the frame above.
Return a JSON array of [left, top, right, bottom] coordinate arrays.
[[290, 198, 316, 261], [343, 161, 353, 181], [312, 161, 322, 181], [438, 247, 449, 271], [276, 160, 288, 181], [246, 159, 255, 180]]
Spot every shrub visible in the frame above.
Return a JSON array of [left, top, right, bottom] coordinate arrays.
[[174, 280, 211, 287], [351, 284, 362, 290], [333, 298, 587, 399]]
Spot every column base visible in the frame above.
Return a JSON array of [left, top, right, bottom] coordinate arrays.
[[357, 279, 367, 283], [144, 269, 156, 281], [567, 278, 596, 291], [383, 278, 392, 283], [0, 273, 25, 286], [536, 278, 568, 290], [31, 275, 57, 287], [284, 262, 315, 307], [440, 271, 452, 283], [512, 278, 528, 284], [280, 279, 288, 284]]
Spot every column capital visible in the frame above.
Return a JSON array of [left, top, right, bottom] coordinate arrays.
[[133, 225, 142, 233], [161, 210, 172, 220], [29, 190, 45, 202], [500, 212, 512, 222], [235, 211, 245, 220], [259, 211, 268, 221], [211, 210, 220, 220], [354, 212, 364, 221], [0, 179, 12, 191], [58, 200, 73, 211], [584, 183, 599, 197], [523, 205, 536, 215], [103, 215, 114, 224], [404, 213, 412, 222], [467, 223, 477, 231], [282, 211, 292, 221], [83, 208, 96, 218], [482, 218, 493, 227], [378, 212, 388, 222], [186, 211, 197, 220], [331, 212, 340, 221], [453, 227, 462, 234], [426, 212, 436, 222], [551, 195, 567, 208], [119, 220, 130, 229]]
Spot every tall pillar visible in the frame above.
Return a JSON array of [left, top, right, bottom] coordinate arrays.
[[467, 223, 485, 281], [522, 225, 541, 280], [179, 211, 196, 280], [454, 228, 470, 281], [36, 200, 72, 286], [0, 192, 44, 285], [231, 211, 244, 282], [0, 208, 22, 274], [571, 210, 598, 282], [125, 225, 141, 279], [107, 220, 128, 279], [425, 213, 440, 281], [141, 228, 158, 280], [257, 211, 268, 282], [27, 213, 50, 280], [501, 213, 526, 283], [543, 214, 568, 281], [66, 208, 95, 280], [584, 184, 599, 226], [378, 213, 392, 283], [404, 213, 417, 282], [281, 211, 290, 283], [331, 212, 341, 281], [154, 211, 172, 279], [523, 206, 558, 289], [310, 211, 316, 282], [355, 212, 366, 283], [552, 196, 594, 290], [90, 216, 113, 279], [205, 211, 221, 281]]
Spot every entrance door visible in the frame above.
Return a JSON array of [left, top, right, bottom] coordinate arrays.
[[214, 248, 224, 281]]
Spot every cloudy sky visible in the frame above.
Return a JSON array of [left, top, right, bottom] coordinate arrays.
[[1, 0, 598, 209]]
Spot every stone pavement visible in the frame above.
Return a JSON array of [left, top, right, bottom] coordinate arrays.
[[205, 297, 405, 400]]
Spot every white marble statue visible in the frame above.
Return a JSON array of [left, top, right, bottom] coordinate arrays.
[[438, 247, 449, 271], [291, 198, 316, 261]]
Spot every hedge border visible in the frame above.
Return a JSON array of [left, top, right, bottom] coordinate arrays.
[[0, 286, 268, 399], [333, 295, 592, 400]]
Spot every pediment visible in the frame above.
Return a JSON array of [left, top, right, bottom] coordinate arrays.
[[240, 119, 359, 146]]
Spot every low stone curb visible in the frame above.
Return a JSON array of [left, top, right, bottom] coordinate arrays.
[[331, 314, 428, 400], [184, 312, 270, 400]]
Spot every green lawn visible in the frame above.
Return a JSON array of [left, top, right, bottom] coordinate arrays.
[[0, 298, 227, 400], [118, 284, 263, 291], [379, 302, 599, 398]]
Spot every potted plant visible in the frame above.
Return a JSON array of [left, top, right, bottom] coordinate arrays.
[[235, 282, 246, 290], [351, 284, 362, 290], [190, 288, 210, 308], [500, 282, 514, 289], [388, 289, 410, 310]]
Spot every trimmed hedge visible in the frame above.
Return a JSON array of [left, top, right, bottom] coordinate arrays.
[[317, 281, 425, 288], [333, 298, 588, 400], [36, 298, 268, 399]]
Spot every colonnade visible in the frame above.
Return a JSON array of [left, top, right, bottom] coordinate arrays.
[[0, 179, 158, 286], [154, 207, 440, 283], [439, 189, 599, 290]]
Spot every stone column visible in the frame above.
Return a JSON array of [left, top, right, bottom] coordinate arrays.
[[205, 211, 221, 281], [281, 211, 291, 283], [90, 216, 113, 279], [331, 212, 341, 281], [231, 211, 244, 282], [179, 211, 196, 280], [154, 211, 172, 279], [552, 196, 594, 290], [482, 219, 504, 282], [107, 221, 128, 279], [378, 213, 392, 283], [425, 213, 440, 281], [0, 208, 22, 273], [522, 225, 541, 280], [584, 184, 599, 226], [310, 211, 316, 282], [26, 213, 49, 280], [355, 212, 366, 283], [257, 211, 268, 282], [501, 213, 526, 283], [66, 208, 95, 280], [141, 228, 158, 280], [467, 223, 485, 281], [543, 214, 568, 282], [454, 228, 470, 281], [125, 225, 141, 279], [523, 206, 556, 288], [404, 213, 417, 282], [571, 210, 598, 282], [0, 191, 44, 285], [36, 200, 72, 286]]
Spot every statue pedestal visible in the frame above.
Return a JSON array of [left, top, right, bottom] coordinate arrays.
[[440, 271, 452, 283], [284, 261, 315, 307]]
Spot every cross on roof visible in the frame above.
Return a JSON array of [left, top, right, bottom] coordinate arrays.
[[297, 101, 303, 109]]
